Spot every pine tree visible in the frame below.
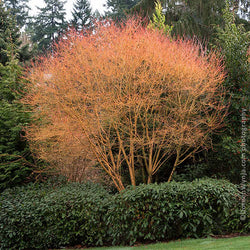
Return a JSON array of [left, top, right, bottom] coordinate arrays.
[[3, 0, 30, 28], [71, 0, 92, 31], [31, 0, 67, 52]]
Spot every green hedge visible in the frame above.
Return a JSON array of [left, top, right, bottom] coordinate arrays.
[[106, 179, 249, 245], [0, 179, 248, 249], [0, 181, 111, 249]]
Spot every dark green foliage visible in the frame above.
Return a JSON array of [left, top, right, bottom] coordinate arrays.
[[0, 53, 32, 191], [203, 1, 250, 183], [3, 0, 30, 28], [0, 102, 31, 191], [0, 181, 111, 249], [215, 1, 249, 109], [105, 0, 140, 20], [0, 3, 33, 64], [71, 0, 92, 31], [0, 179, 248, 249], [133, 0, 249, 41], [106, 179, 249, 245], [173, 159, 243, 184], [30, 0, 67, 52], [0, 3, 21, 65], [0, 8, 32, 191]]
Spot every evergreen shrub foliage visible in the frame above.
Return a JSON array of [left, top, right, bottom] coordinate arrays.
[[0, 179, 248, 249]]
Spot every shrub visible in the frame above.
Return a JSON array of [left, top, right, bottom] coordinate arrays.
[[0, 179, 248, 249], [106, 179, 248, 245], [0, 181, 111, 249], [25, 18, 227, 191]]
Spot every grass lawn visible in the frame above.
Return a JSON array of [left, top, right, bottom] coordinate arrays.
[[64, 236, 250, 250]]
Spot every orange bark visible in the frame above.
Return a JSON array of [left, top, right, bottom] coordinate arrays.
[[24, 19, 227, 190]]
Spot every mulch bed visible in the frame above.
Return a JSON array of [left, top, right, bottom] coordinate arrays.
[[210, 233, 250, 239]]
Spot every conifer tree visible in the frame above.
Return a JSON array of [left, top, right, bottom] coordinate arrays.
[[31, 0, 67, 52], [0, 3, 21, 65], [105, 0, 140, 20], [3, 0, 30, 28], [133, 0, 249, 40], [0, 3, 31, 64], [71, 0, 92, 31], [0, 4, 32, 190]]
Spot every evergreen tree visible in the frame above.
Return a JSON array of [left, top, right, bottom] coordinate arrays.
[[0, 49, 32, 191], [148, 0, 172, 35], [133, 0, 249, 41], [3, 0, 30, 28], [71, 0, 92, 31], [0, 3, 21, 65], [105, 0, 140, 20], [0, 3, 32, 64], [0, 5, 33, 190], [202, 1, 250, 183], [31, 0, 67, 52]]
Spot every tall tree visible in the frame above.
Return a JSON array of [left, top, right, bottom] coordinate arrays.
[[31, 0, 67, 52], [0, 4, 33, 191], [133, 0, 249, 40], [0, 3, 21, 65], [3, 0, 30, 28], [71, 0, 92, 31], [0, 3, 31, 64], [105, 0, 140, 20]]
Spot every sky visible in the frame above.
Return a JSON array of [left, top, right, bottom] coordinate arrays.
[[28, 0, 107, 19]]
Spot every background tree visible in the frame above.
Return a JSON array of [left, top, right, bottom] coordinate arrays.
[[71, 0, 92, 31], [30, 0, 67, 52], [25, 19, 227, 191], [0, 3, 21, 64], [105, 0, 140, 20], [133, 0, 249, 41], [2, 0, 30, 28], [0, 8, 33, 190], [203, 0, 249, 182], [148, 0, 172, 35], [168, 1, 249, 184], [1, 3, 33, 63]]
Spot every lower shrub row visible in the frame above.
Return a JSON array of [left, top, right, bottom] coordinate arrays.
[[0, 178, 249, 249]]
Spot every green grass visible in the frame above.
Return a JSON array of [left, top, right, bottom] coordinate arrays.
[[66, 236, 250, 250]]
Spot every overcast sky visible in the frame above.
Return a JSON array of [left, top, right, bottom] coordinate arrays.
[[28, 0, 107, 19]]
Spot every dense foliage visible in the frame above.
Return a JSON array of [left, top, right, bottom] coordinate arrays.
[[201, 1, 250, 184], [0, 5, 33, 191], [105, 0, 140, 20], [0, 180, 111, 249], [0, 179, 248, 249], [0, 55, 31, 191], [2, 0, 30, 28], [107, 179, 249, 245], [30, 0, 67, 52], [71, 0, 92, 31], [134, 0, 249, 41], [0, 3, 30, 65]]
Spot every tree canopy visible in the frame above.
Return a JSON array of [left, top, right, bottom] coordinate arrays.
[[30, 0, 67, 52], [71, 0, 92, 31], [2, 0, 30, 28], [25, 19, 227, 190]]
